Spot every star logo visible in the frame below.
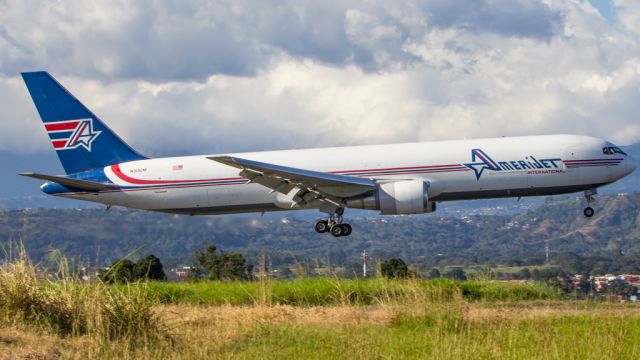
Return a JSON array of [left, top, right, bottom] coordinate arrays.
[[66, 119, 102, 151], [464, 149, 501, 180], [465, 162, 490, 180]]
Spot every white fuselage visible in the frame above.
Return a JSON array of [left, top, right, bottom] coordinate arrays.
[[55, 134, 636, 215]]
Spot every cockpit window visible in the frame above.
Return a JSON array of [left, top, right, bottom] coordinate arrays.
[[602, 147, 627, 156]]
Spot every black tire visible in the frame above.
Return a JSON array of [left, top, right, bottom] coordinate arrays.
[[315, 220, 329, 233], [584, 207, 594, 218], [341, 224, 352, 236], [330, 225, 343, 237]]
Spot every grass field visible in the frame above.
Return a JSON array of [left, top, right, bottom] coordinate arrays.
[[1, 258, 639, 359], [3, 299, 640, 359], [139, 277, 561, 305]]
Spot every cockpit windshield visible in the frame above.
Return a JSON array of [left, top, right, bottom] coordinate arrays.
[[602, 146, 627, 156]]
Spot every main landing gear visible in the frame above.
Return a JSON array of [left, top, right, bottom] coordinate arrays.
[[583, 189, 596, 218], [314, 209, 352, 237]]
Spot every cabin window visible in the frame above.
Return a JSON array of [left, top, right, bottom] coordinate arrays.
[[602, 147, 627, 155], [613, 147, 627, 155]]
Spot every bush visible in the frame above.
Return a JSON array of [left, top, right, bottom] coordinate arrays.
[[194, 244, 253, 281], [444, 267, 467, 281], [381, 258, 409, 279], [99, 254, 167, 284]]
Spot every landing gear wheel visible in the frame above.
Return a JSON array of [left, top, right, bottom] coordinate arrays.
[[330, 225, 343, 237], [583, 189, 596, 218], [315, 220, 329, 233], [340, 224, 352, 236], [584, 207, 594, 218]]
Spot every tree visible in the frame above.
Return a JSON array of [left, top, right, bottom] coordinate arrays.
[[576, 273, 592, 294], [194, 243, 253, 281], [135, 254, 167, 281], [444, 267, 467, 281], [606, 279, 638, 297], [194, 245, 218, 278], [99, 254, 167, 283], [99, 259, 136, 284], [381, 258, 409, 279], [428, 268, 441, 279]]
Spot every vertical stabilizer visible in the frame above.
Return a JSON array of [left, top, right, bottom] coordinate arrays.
[[21, 71, 146, 174]]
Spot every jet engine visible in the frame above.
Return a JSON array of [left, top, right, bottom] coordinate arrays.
[[346, 179, 439, 215]]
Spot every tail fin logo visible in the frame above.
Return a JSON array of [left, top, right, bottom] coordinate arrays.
[[44, 119, 102, 151]]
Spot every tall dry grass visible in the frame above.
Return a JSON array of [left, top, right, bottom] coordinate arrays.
[[0, 246, 169, 354]]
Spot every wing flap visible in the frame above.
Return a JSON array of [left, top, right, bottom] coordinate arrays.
[[19, 172, 119, 191], [208, 156, 376, 198], [239, 168, 297, 194]]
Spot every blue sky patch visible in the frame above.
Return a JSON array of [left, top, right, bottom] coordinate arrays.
[[589, 0, 617, 23]]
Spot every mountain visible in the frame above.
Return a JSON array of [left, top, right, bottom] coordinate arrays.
[[2, 194, 639, 271], [0, 150, 81, 209]]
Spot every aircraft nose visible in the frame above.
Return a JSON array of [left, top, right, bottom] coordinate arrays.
[[628, 156, 637, 175]]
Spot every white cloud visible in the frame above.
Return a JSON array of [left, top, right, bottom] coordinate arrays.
[[1, 0, 640, 159], [615, 0, 640, 35]]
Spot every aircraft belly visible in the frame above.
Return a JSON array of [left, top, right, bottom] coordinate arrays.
[[156, 184, 278, 214], [433, 182, 611, 202], [93, 183, 277, 213]]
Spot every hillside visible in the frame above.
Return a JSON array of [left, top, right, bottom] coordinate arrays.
[[1, 194, 639, 271]]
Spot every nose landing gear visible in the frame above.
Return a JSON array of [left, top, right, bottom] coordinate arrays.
[[583, 189, 596, 218], [584, 207, 594, 218], [314, 208, 352, 237]]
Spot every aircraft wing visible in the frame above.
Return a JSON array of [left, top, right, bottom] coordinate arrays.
[[19, 172, 119, 191], [208, 156, 376, 203]]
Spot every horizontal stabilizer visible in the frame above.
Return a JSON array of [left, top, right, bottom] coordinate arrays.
[[18, 172, 119, 191]]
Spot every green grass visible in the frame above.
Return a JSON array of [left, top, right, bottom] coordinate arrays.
[[1, 270, 638, 359], [459, 280, 560, 301], [231, 313, 640, 359], [485, 265, 559, 274], [139, 278, 560, 306]]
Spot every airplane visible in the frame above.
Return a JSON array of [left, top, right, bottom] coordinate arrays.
[[19, 71, 637, 237]]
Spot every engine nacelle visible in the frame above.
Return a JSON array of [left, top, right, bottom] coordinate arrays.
[[346, 179, 437, 215]]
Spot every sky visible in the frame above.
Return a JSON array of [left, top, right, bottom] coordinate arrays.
[[1, 0, 640, 160]]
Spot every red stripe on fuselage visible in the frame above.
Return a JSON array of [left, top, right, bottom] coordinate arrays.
[[111, 163, 470, 186], [330, 164, 464, 174], [110, 164, 243, 185], [564, 158, 623, 163]]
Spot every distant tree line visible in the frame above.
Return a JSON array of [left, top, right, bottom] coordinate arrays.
[[5, 194, 640, 277], [193, 244, 254, 281], [99, 254, 167, 284], [99, 244, 254, 283]]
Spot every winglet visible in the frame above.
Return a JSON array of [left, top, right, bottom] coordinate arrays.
[[19, 172, 119, 191]]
